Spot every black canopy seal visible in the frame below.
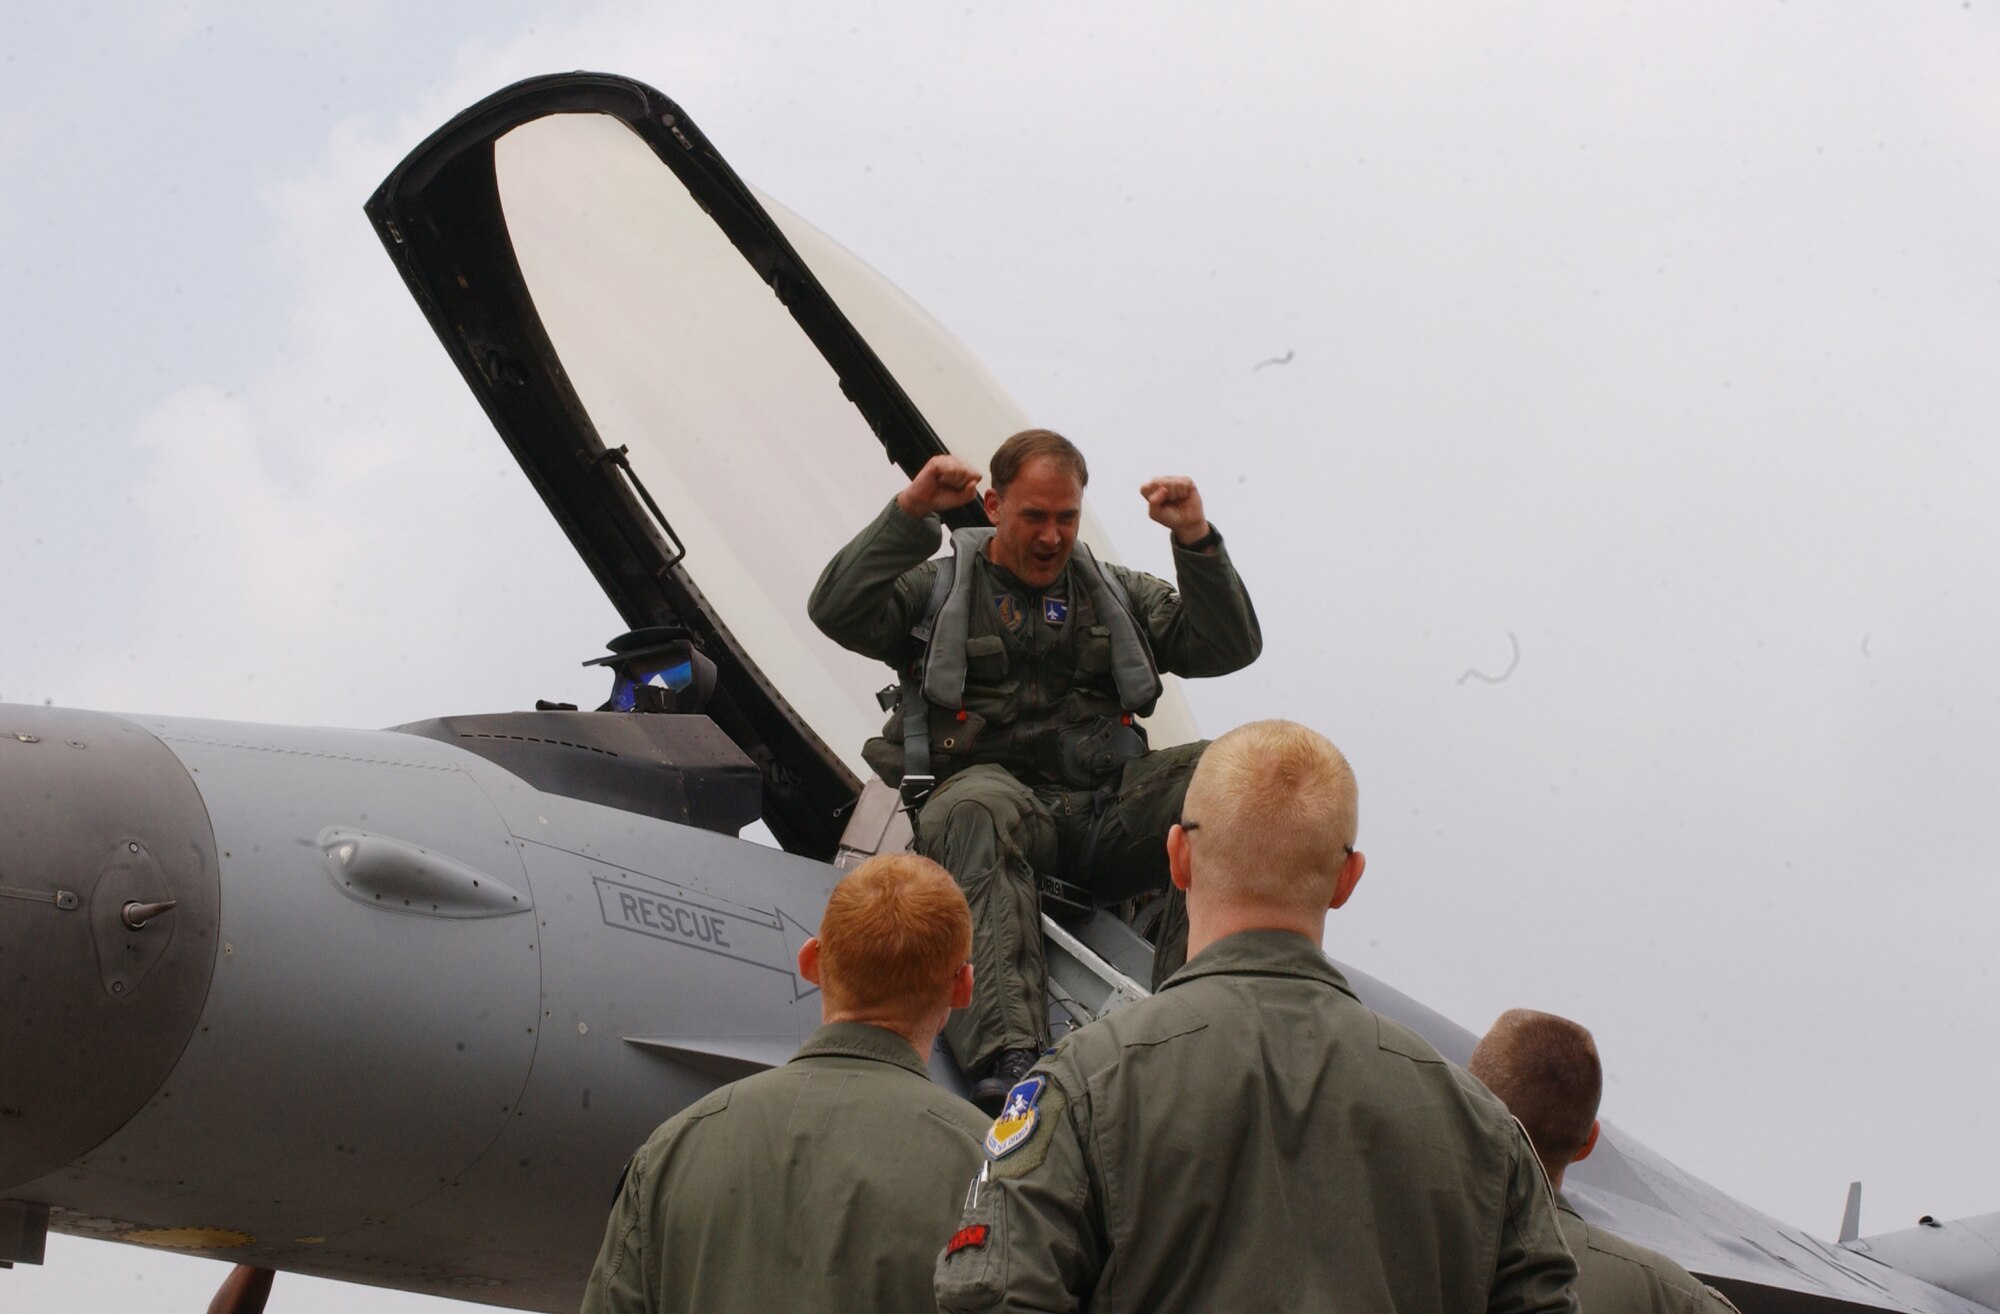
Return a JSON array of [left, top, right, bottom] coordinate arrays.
[[364, 72, 989, 856]]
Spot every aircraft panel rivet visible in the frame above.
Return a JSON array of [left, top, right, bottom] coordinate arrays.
[[128, 842, 139, 852], [66, 739, 85, 749], [11, 732, 39, 743]]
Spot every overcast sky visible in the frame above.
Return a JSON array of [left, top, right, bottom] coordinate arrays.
[[4, 2, 1998, 1310]]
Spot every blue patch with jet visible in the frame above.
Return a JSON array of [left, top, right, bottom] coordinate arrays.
[[1042, 598, 1068, 625]]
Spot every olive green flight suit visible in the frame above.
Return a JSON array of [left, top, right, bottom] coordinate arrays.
[[582, 1022, 990, 1314], [934, 931, 1581, 1314], [807, 499, 1261, 1073], [1557, 1196, 1742, 1314]]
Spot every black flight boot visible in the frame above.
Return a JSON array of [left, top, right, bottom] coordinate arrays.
[[971, 1047, 1040, 1117]]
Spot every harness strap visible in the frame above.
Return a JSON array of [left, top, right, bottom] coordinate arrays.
[[899, 556, 957, 817], [1067, 541, 1163, 712]]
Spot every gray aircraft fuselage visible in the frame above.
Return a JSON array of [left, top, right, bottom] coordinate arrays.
[[1, 702, 838, 1309]]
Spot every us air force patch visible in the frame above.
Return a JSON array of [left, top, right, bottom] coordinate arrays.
[[994, 594, 1023, 630], [985, 1074, 1047, 1158], [1042, 597, 1068, 625]]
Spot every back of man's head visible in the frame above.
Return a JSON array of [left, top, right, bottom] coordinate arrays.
[[1467, 1009, 1602, 1183], [1182, 719, 1359, 915], [990, 428, 1089, 492], [817, 853, 973, 1022]]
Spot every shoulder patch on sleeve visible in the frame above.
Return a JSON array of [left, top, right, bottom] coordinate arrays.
[[985, 1075, 1048, 1158], [985, 1077, 1069, 1179]]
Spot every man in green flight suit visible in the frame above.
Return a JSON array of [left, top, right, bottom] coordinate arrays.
[[933, 719, 1579, 1314], [581, 853, 991, 1314], [807, 428, 1262, 1109], [1470, 1010, 1744, 1314]]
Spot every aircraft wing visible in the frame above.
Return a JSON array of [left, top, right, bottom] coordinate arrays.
[[364, 71, 1197, 861]]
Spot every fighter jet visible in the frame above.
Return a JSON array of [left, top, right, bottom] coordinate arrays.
[[2, 72, 1996, 1314]]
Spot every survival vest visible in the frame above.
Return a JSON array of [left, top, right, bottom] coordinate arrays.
[[880, 528, 1162, 812]]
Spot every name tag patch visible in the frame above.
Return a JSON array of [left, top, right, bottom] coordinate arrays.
[[985, 1074, 1047, 1158], [1042, 598, 1068, 625]]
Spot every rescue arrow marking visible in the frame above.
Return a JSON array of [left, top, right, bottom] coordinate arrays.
[[591, 875, 818, 999]]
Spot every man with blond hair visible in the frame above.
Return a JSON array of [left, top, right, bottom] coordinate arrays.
[[1470, 1010, 1742, 1314], [582, 853, 990, 1314], [936, 719, 1578, 1314], [809, 429, 1261, 1110]]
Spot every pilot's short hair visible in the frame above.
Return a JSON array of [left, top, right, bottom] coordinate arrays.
[[1467, 1009, 1602, 1171], [990, 429, 1088, 492], [1182, 719, 1358, 910], [817, 853, 972, 1016]]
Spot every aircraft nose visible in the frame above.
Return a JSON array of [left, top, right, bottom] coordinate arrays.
[[0, 706, 221, 1194]]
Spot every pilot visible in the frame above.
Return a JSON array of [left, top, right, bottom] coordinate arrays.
[[807, 429, 1260, 1109], [1469, 1010, 1744, 1314], [933, 720, 1579, 1313], [581, 853, 990, 1314]]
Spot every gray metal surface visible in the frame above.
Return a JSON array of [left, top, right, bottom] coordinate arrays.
[[393, 710, 761, 836], [1849, 1215, 2000, 1311], [0, 1200, 49, 1266], [3, 709, 841, 1309], [5, 718, 2000, 1313], [0, 706, 220, 1193]]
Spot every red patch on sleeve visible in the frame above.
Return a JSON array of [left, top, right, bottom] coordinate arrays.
[[946, 1224, 990, 1256]]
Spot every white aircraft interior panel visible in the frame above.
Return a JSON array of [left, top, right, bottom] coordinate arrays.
[[497, 113, 1192, 771]]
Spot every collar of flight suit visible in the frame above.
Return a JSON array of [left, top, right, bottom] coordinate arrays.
[[1158, 927, 1361, 1001], [789, 1020, 935, 1079]]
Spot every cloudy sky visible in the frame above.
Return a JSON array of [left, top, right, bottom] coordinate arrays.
[[4, 2, 1998, 1310]]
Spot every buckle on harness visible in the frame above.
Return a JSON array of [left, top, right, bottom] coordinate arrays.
[[899, 773, 937, 817]]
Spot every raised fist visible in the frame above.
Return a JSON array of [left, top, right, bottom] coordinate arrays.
[[1141, 476, 1210, 545], [897, 455, 983, 519]]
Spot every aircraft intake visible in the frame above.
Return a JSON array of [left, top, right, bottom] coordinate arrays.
[[0, 705, 222, 1194]]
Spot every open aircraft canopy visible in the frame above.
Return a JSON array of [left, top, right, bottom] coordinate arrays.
[[365, 72, 1195, 857]]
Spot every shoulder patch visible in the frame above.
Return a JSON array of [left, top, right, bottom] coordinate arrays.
[[985, 1074, 1047, 1158], [986, 1077, 1069, 1180]]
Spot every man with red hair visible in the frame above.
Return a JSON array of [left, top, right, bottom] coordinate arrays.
[[583, 853, 989, 1314]]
